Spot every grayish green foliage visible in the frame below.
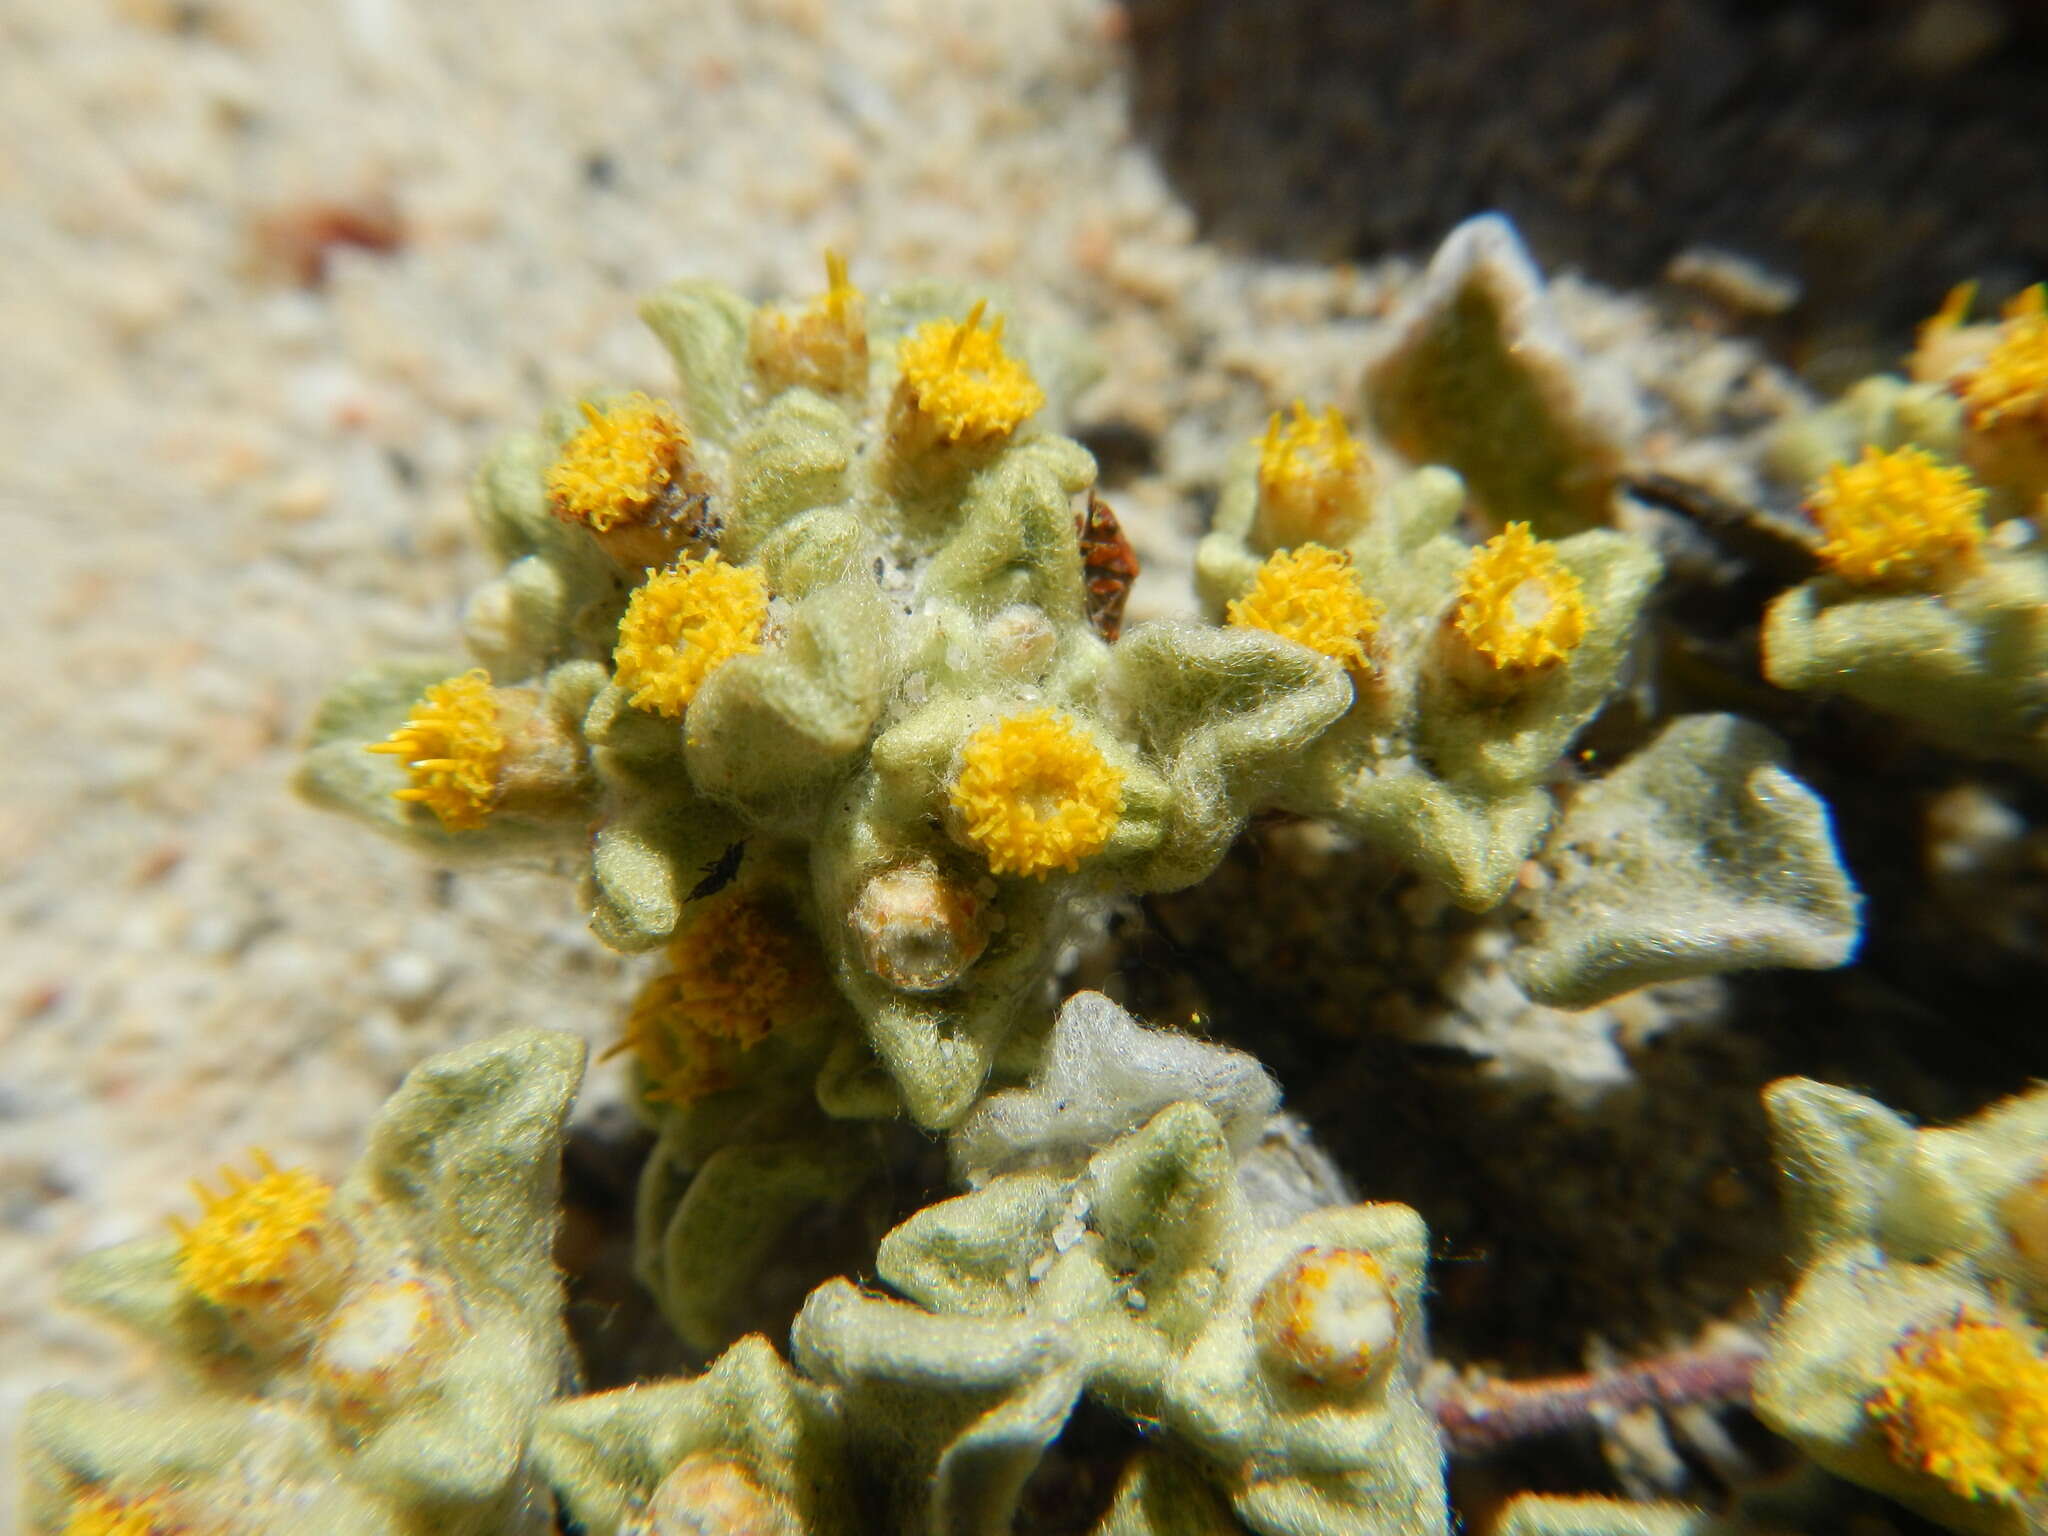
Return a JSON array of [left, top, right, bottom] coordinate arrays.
[[540, 994, 1440, 1536], [1493, 1496, 1732, 1536], [1364, 214, 1641, 537], [24, 1030, 585, 1535], [534, 1334, 856, 1536], [949, 988, 1281, 1185], [1763, 551, 2048, 776], [1510, 715, 1862, 1007], [1753, 1077, 2048, 1536], [791, 993, 1448, 1536]]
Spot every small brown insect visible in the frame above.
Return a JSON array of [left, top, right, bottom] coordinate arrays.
[[1075, 491, 1139, 642], [673, 491, 723, 550]]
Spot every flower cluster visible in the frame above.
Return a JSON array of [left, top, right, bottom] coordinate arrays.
[[313, 1271, 451, 1425], [545, 393, 689, 534], [750, 249, 870, 398], [613, 554, 770, 717], [893, 300, 1044, 444], [1226, 544, 1380, 672], [365, 669, 505, 831], [1256, 400, 1372, 547], [59, 1491, 174, 1536], [1869, 1316, 2048, 1505], [1807, 445, 1987, 587], [1452, 521, 1588, 671], [172, 1151, 335, 1310], [949, 708, 1124, 878], [1957, 285, 2048, 436], [611, 891, 826, 1106], [1253, 1246, 1400, 1386]]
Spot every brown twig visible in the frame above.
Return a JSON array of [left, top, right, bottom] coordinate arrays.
[[1623, 472, 1821, 584], [1433, 1339, 1765, 1457]]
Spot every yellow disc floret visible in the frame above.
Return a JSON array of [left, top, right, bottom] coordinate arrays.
[[665, 890, 823, 1046], [545, 393, 688, 534], [895, 300, 1045, 444], [820, 247, 858, 330], [1452, 522, 1589, 671], [613, 554, 769, 717], [1957, 285, 2048, 434], [1808, 445, 1987, 586], [1256, 401, 1373, 547], [751, 248, 870, 397], [62, 1491, 175, 1536], [611, 970, 736, 1106], [607, 892, 825, 1105], [1869, 1317, 2048, 1505], [1226, 544, 1381, 672], [949, 708, 1124, 879], [365, 669, 505, 831], [173, 1151, 334, 1310]]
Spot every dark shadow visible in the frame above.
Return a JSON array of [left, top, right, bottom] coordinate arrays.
[[1124, 0, 2048, 348]]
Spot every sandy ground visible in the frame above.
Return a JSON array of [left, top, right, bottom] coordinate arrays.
[[0, 1, 1800, 1520]]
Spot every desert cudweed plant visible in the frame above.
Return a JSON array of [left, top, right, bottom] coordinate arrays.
[[41, 222, 1945, 1535]]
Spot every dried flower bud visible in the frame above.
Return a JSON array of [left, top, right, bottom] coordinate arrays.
[[1253, 1246, 1400, 1388], [853, 861, 991, 993]]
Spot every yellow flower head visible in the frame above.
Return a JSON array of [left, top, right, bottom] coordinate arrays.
[[607, 891, 824, 1105], [546, 393, 688, 534], [613, 554, 769, 717], [1870, 1317, 2048, 1505], [173, 1151, 335, 1310], [949, 709, 1124, 879], [611, 972, 735, 1106], [62, 1491, 175, 1536], [1253, 1246, 1399, 1387], [1957, 285, 2048, 434], [1256, 401, 1373, 546], [895, 300, 1045, 444], [1452, 522, 1589, 671], [1808, 445, 1987, 586], [365, 669, 505, 831], [1226, 544, 1381, 672], [751, 248, 870, 397]]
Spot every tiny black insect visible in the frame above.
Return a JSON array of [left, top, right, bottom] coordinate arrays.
[[687, 841, 746, 901]]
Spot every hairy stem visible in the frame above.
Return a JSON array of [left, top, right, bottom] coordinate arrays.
[[1433, 1338, 1765, 1456]]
